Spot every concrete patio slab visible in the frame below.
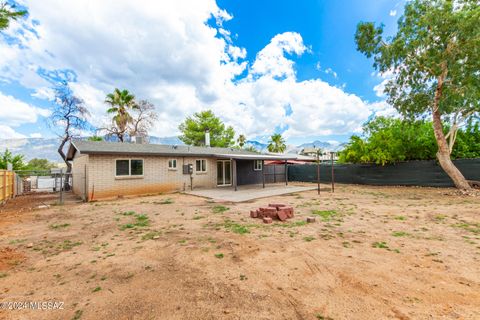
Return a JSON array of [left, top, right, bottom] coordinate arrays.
[[185, 184, 316, 202]]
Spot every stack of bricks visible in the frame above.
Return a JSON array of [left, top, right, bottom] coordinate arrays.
[[250, 203, 294, 224]]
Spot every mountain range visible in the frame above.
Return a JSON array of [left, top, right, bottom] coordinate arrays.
[[0, 137, 345, 163]]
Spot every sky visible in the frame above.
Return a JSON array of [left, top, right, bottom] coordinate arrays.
[[0, 0, 404, 145]]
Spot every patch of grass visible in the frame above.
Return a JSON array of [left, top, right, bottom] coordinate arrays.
[[391, 231, 409, 237], [311, 210, 338, 221], [153, 198, 173, 205], [273, 221, 307, 228], [0, 273, 7, 278], [394, 216, 406, 221], [121, 211, 135, 216], [222, 219, 250, 234], [214, 253, 224, 259], [9, 239, 26, 245], [452, 221, 480, 235], [303, 236, 315, 242], [49, 223, 70, 229], [193, 215, 204, 220], [434, 214, 447, 221], [212, 205, 229, 214], [71, 310, 83, 320], [120, 214, 150, 230], [372, 241, 389, 249], [316, 314, 333, 320], [59, 240, 82, 250], [92, 286, 101, 292], [141, 231, 161, 240]]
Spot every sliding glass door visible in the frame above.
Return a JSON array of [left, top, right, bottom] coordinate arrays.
[[217, 160, 232, 186]]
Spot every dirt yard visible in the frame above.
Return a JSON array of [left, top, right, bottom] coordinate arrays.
[[0, 183, 479, 320]]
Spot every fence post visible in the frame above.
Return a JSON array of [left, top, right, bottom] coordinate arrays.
[[59, 170, 64, 205], [3, 171, 6, 201]]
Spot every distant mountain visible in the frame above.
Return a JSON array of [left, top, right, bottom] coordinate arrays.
[[0, 136, 345, 162]]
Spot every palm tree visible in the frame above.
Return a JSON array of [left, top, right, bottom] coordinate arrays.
[[0, 2, 27, 31], [237, 134, 246, 148], [105, 88, 137, 142], [267, 133, 287, 153]]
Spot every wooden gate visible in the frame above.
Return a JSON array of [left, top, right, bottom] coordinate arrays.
[[0, 170, 15, 204]]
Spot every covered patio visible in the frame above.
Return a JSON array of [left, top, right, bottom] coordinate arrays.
[[186, 183, 316, 202]]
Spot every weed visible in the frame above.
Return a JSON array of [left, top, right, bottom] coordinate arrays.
[[372, 241, 389, 249], [121, 211, 135, 216], [120, 214, 150, 230], [452, 222, 480, 235], [0, 273, 7, 278], [222, 219, 250, 234], [303, 236, 315, 242], [391, 231, 409, 237], [50, 223, 70, 230], [434, 214, 446, 221], [60, 240, 82, 250], [142, 231, 161, 240], [240, 274, 247, 281], [214, 253, 224, 259], [316, 314, 333, 320], [193, 215, 204, 220], [71, 310, 83, 320], [212, 205, 229, 214], [92, 286, 101, 292], [311, 210, 338, 221], [153, 198, 173, 205], [394, 216, 406, 221]]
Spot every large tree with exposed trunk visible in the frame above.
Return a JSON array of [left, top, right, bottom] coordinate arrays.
[[355, 0, 479, 190]]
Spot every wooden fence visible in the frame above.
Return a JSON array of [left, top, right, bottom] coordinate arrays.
[[0, 170, 15, 204]]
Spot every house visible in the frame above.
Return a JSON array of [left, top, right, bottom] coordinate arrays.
[[66, 140, 295, 201]]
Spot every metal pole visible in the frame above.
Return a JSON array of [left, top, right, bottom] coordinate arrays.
[[317, 151, 320, 195], [59, 170, 64, 205], [262, 160, 265, 188], [233, 159, 237, 191], [331, 152, 335, 193], [285, 160, 288, 186]]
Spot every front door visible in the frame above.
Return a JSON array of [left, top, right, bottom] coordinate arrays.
[[217, 160, 232, 186]]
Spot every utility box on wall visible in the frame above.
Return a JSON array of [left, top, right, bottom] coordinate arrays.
[[183, 164, 193, 175]]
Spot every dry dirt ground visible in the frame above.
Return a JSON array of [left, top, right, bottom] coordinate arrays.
[[0, 184, 479, 320]]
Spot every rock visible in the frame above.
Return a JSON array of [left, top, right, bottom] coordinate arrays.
[[26, 243, 34, 248], [306, 217, 316, 223]]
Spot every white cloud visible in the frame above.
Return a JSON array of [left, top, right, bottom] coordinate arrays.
[[2, 0, 390, 142], [324, 67, 338, 79], [0, 125, 27, 139], [0, 92, 51, 127], [389, 10, 397, 16], [29, 133, 43, 138]]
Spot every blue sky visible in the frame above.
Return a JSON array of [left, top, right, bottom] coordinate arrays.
[[0, 0, 404, 146]]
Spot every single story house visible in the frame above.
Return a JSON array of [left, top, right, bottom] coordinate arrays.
[[66, 140, 296, 201]]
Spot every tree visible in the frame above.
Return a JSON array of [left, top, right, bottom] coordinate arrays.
[[0, 1, 27, 31], [267, 133, 287, 153], [354, 0, 479, 190], [244, 145, 259, 153], [87, 136, 103, 141], [237, 134, 246, 148], [178, 110, 235, 147], [128, 100, 158, 138], [25, 158, 56, 171], [105, 88, 138, 142], [48, 83, 90, 173], [0, 149, 25, 170]]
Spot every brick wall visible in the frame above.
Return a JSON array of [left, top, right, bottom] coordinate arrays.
[[79, 154, 218, 200]]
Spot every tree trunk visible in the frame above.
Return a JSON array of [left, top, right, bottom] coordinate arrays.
[[58, 137, 72, 191], [432, 73, 471, 191]]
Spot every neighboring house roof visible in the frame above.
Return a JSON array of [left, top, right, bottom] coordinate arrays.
[[66, 140, 297, 161]]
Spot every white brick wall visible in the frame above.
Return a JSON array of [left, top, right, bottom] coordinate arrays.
[[78, 154, 218, 200]]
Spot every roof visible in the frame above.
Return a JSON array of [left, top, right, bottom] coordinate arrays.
[[66, 140, 297, 161]]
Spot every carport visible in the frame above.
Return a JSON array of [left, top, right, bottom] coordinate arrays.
[[214, 153, 297, 191]]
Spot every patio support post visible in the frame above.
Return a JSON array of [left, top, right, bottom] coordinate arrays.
[[285, 160, 288, 186], [262, 160, 265, 188], [233, 159, 237, 191]]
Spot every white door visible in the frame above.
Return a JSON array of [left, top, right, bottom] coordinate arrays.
[[217, 160, 232, 186]]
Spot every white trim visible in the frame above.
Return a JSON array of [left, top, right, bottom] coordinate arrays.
[[115, 158, 144, 178], [168, 158, 177, 170], [195, 159, 207, 174], [253, 159, 263, 171]]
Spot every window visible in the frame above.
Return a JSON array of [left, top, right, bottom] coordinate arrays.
[[116, 159, 143, 177], [254, 160, 263, 171], [195, 159, 207, 173], [168, 159, 177, 170]]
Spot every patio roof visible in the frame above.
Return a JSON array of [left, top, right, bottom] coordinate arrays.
[[66, 140, 296, 161]]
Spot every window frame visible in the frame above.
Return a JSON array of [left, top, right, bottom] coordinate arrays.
[[168, 159, 177, 170], [115, 158, 144, 178], [195, 159, 207, 173], [253, 160, 263, 171]]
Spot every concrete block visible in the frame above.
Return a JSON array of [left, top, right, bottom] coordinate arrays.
[[306, 217, 316, 223]]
